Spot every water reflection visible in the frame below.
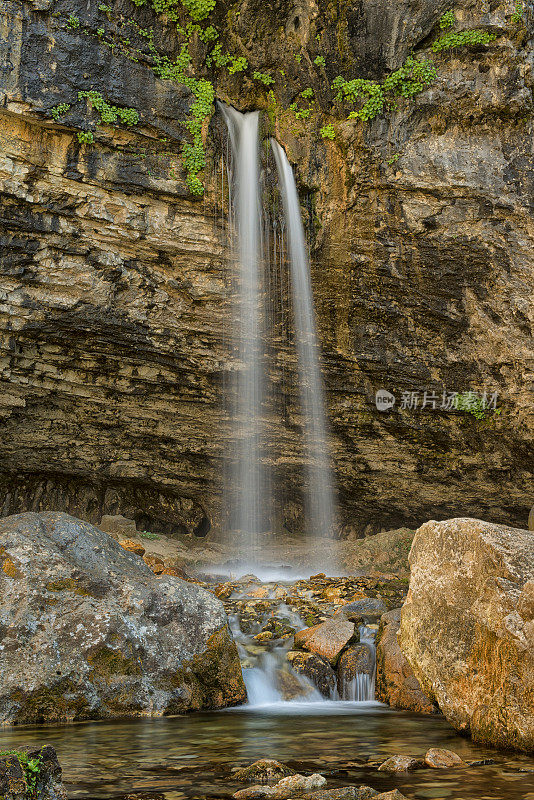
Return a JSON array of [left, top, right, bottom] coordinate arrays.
[[0, 708, 532, 800]]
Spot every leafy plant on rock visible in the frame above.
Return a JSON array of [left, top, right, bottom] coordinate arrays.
[[332, 56, 437, 122], [0, 750, 43, 796], [78, 90, 140, 126], [253, 71, 275, 86], [320, 123, 336, 139], [77, 131, 95, 144], [432, 28, 496, 52], [511, 1, 524, 23], [439, 10, 455, 29], [50, 103, 71, 120]]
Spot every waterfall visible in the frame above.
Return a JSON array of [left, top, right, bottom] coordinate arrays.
[[219, 104, 270, 555], [219, 104, 335, 572], [271, 141, 335, 544]]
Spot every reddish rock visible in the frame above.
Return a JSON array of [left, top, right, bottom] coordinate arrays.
[[424, 748, 466, 769], [118, 539, 145, 557], [143, 554, 165, 574], [294, 618, 354, 665], [375, 609, 436, 714]]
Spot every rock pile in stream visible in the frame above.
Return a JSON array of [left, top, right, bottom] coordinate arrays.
[[206, 571, 407, 700], [0, 512, 245, 722]]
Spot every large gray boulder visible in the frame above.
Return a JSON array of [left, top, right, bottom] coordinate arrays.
[[399, 518, 534, 752], [0, 512, 246, 722]]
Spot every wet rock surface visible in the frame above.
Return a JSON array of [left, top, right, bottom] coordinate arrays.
[[286, 652, 337, 699], [375, 609, 437, 715], [377, 756, 420, 773], [0, 512, 245, 722], [0, 745, 66, 800], [424, 749, 467, 769], [399, 517, 534, 752], [337, 644, 375, 696], [233, 761, 296, 784]]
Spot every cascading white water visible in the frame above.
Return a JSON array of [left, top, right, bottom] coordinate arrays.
[[271, 141, 335, 546], [219, 104, 270, 554], [229, 594, 378, 708], [339, 626, 376, 702]]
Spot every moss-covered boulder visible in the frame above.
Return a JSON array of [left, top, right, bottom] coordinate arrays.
[[0, 512, 246, 722], [0, 745, 66, 800], [399, 518, 534, 752]]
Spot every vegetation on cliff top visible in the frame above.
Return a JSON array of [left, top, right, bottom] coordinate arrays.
[[49, 1, 509, 194]]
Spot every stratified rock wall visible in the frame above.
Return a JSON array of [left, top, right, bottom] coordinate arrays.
[[0, 0, 532, 537]]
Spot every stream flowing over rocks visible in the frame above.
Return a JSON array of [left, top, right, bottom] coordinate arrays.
[[399, 517, 534, 752], [0, 512, 245, 722]]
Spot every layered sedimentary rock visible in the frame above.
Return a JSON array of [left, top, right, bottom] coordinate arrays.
[[0, 512, 246, 721], [0, 0, 532, 537], [399, 517, 534, 752]]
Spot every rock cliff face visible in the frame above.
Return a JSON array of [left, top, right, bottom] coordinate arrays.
[[0, 0, 532, 538]]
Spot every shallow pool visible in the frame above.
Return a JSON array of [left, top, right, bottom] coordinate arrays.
[[1, 704, 533, 800]]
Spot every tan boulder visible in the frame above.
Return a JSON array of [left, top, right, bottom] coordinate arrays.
[[424, 748, 466, 769], [272, 774, 326, 796], [294, 618, 355, 665], [233, 760, 295, 784], [399, 518, 534, 752], [99, 515, 137, 540], [377, 755, 419, 772], [375, 609, 436, 714], [233, 774, 325, 800]]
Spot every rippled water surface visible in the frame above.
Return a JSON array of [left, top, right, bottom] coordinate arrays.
[[1, 705, 533, 800]]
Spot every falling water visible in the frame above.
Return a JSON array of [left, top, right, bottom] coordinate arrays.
[[339, 626, 377, 702], [219, 104, 269, 555], [271, 141, 335, 545]]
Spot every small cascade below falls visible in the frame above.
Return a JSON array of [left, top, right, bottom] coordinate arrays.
[[271, 142, 335, 545], [229, 605, 324, 707], [338, 626, 377, 702], [226, 582, 380, 709]]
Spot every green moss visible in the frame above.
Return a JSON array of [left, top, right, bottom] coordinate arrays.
[[87, 646, 142, 679]]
